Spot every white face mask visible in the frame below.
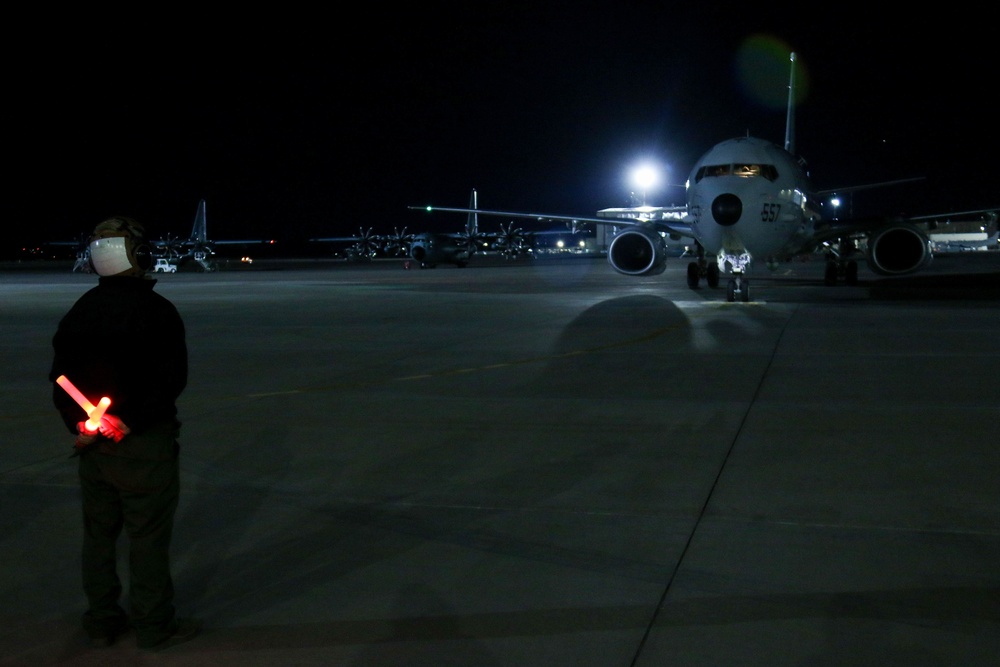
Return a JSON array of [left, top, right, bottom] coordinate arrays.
[[90, 237, 134, 276]]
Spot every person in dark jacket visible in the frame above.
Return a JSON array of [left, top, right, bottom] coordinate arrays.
[[49, 216, 200, 650]]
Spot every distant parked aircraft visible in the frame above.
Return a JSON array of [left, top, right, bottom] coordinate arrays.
[[151, 199, 275, 271]]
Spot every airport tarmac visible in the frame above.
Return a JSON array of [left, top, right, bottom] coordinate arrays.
[[1, 254, 998, 666]]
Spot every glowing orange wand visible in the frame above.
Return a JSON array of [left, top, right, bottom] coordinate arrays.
[[55, 375, 111, 432]]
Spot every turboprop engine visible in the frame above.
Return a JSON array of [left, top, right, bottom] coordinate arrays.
[[867, 224, 933, 276], [607, 226, 669, 276]]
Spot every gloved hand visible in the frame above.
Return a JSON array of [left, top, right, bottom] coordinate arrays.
[[97, 414, 131, 443], [75, 421, 99, 448]]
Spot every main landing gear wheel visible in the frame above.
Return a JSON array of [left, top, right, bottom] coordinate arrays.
[[706, 263, 720, 288], [687, 262, 700, 288], [687, 262, 722, 290], [825, 259, 860, 286], [845, 260, 858, 286], [824, 260, 838, 286]]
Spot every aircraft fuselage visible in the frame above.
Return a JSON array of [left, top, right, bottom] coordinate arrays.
[[686, 136, 821, 272], [409, 233, 473, 268]]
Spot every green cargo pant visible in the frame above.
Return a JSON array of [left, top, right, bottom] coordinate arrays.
[[77, 419, 181, 644]]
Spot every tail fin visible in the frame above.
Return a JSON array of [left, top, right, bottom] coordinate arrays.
[[466, 189, 478, 237], [190, 199, 207, 243], [783, 52, 796, 155]]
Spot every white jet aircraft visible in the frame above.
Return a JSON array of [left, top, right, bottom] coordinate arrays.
[[410, 52, 997, 301]]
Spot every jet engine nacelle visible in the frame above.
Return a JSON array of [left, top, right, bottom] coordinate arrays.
[[607, 226, 669, 276], [867, 224, 933, 276]]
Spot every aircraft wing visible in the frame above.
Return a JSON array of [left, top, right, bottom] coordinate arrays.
[[407, 204, 695, 239], [812, 206, 998, 239], [807, 207, 999, 261], [208, 239, 276, 245], [814, 176, 925, 196], [152, 237, 274, 259], [901, 208, 999, 225], [161, 238, 274, 247]]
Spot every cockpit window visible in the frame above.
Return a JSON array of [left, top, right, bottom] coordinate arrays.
[[695, 163, 778, 183], [695, 165, 731, 181]]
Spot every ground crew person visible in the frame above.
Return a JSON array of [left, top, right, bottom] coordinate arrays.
[[49, 216, 200, 650]]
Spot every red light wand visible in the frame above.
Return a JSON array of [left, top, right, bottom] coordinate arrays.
[[55, 375, 111, 432]]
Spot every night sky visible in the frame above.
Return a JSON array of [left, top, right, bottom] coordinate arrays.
[[7, 5, 997, 259]]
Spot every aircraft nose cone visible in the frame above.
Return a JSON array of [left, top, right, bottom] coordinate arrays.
[[711, 193, 743, 227]]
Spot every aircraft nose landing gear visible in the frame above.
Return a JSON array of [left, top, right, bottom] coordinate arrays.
[[726, 275, 750, 302]]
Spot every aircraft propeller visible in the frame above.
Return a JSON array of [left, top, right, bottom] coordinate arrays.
[[455, 227, 489, 255], [494, 221, 529, 259], [349, 227, 380, 260], [382, 227, 414, 256], [155, 232, 185, 260]]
